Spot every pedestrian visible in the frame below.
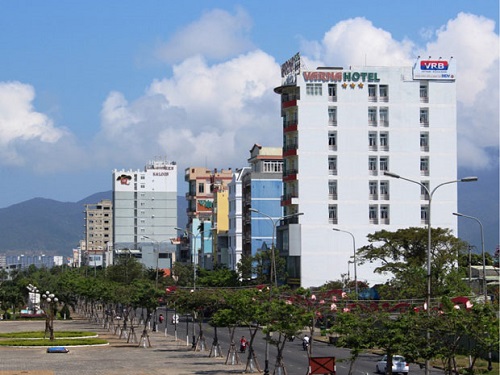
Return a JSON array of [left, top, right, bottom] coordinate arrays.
[[240, 336, 248, 353], [159, 314, 164, 324]]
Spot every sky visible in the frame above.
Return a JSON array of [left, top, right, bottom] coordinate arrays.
[[0, 1, 498, 252]]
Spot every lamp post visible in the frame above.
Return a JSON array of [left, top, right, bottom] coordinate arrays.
[[41, 290, 58, 341], [249, 208, 304, 287], [332, 228, 358, 297], [249, 208, 303, 375], [143, 236, 170, 289], [453, 212, 487, 302], [384, 171, 477, 375], [174, 227, 203, 291]]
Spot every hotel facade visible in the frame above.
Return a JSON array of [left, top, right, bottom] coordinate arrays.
[[274, 53, 459, 287]]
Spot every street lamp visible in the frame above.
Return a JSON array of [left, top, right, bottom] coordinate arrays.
[[174, 227, 204, 291], [249, 208, 304, 287], [453, 212, 487, 302], [384, 171, 477, 375], [41, 290, 58, 341], [143, 235, 170, 289], [332, 228, 358, 297], [249, 208, 303, 375]]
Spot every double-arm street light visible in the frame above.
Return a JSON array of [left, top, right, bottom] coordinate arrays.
[[249, 208, 303, 288], [453, 212, 487, 302], [332, 228, 358, 297], [384, 171, 477, 375], [249, 208, 303, 375], [175, 227, 204, 291]]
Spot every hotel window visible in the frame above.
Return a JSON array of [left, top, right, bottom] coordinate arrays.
[[140, 175, 145, 180], [329, 204, 338, 224], [379, 107, 389, 127], [198, 182, 205, 193], [420, 132, 429, 151], [379, 132, 389, 151], [328, 107, 337, 126], [328, 156, 337, 175], [420, 181, 430, 200], [369, 157, 378, 175], [369, 181, 378, 200], [379, 156, 389, 172], [368, 132, 377, 150], [420, 108, 429, 127], [306, 83, 323, 96], [328, 84, 337, 102], [368, 107, 377, 126], [421, 205, 429, 224], [369, 205, 378, 224], [380, 180, 389, 200], [329, 180, 338, 200], [420, 157, 429, 176], [380, 205, 390, 224], [379, 85, 389, 101], [420, 83, 429, 103], [368, 84, 377, 101], [328, 131, 337, 151], [140, 184, 145, 189]]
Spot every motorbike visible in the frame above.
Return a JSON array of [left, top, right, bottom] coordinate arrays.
[[302, 338, 309, 351]]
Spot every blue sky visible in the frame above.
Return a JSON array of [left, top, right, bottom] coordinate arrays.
[[0, 1, 498, 252]]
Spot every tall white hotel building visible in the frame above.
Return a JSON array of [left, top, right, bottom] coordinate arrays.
[[112, 159, 177, 271], [275, 53, 460, 288]]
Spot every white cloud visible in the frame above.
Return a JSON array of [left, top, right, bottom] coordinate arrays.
[[301, 17, 415, 67], [155, 7, 254, 63], [0, 81, 67, 166], [96, 50, 281, 170], [2, 11, 497, 178], [423, 13, 499, 169]]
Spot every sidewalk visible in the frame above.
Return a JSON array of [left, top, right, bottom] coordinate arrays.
[[0, 316, 248, 375]]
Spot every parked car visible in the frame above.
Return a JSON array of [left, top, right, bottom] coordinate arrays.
[[376, 355, 409, 374]]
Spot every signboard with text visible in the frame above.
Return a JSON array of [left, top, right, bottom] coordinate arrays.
[[413, 57, 456, 80]]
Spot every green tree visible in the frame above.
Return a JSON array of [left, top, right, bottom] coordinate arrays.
[[330, 310, 375, 375], [197, 265, 240, 287], [357, 227, 469, 299]]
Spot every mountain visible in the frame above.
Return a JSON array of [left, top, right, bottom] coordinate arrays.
[[0, 192, 188, 256]]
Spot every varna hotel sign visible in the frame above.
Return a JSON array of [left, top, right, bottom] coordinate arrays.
[[303, 71, 380, 83]]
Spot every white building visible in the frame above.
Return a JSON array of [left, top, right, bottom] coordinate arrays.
[[275, 54, 460, 288], [112, 158, 177, 271]]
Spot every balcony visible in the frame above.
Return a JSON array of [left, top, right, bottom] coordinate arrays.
[[283, 119, 298, 132], [283, 169, 298, 181], [283, 142, 298, 157]]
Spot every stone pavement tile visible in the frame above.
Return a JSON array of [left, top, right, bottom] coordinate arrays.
[[0, 318, 247, 375]]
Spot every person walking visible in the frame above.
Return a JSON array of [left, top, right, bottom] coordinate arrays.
[[239, 336, 248, 353]]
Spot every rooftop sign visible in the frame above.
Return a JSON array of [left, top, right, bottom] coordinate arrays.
[[281, 52, 301, 85], [413, 57, 456, 80]]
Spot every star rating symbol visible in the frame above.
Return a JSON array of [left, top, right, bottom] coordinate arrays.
[[342, 82, 348, 89], [358, 83, 364, 88], [350, 83, 356, 89]]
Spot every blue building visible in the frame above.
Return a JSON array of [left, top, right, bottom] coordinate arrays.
[[228, 144, 283, 271]]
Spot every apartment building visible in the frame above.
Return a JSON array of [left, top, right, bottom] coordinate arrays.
[[112, 158, 177, 271], [84, 199, 112, 268], [228, 144, 283, 272]]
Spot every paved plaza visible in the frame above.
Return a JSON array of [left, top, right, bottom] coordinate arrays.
[[0, 316, 247, 375]]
